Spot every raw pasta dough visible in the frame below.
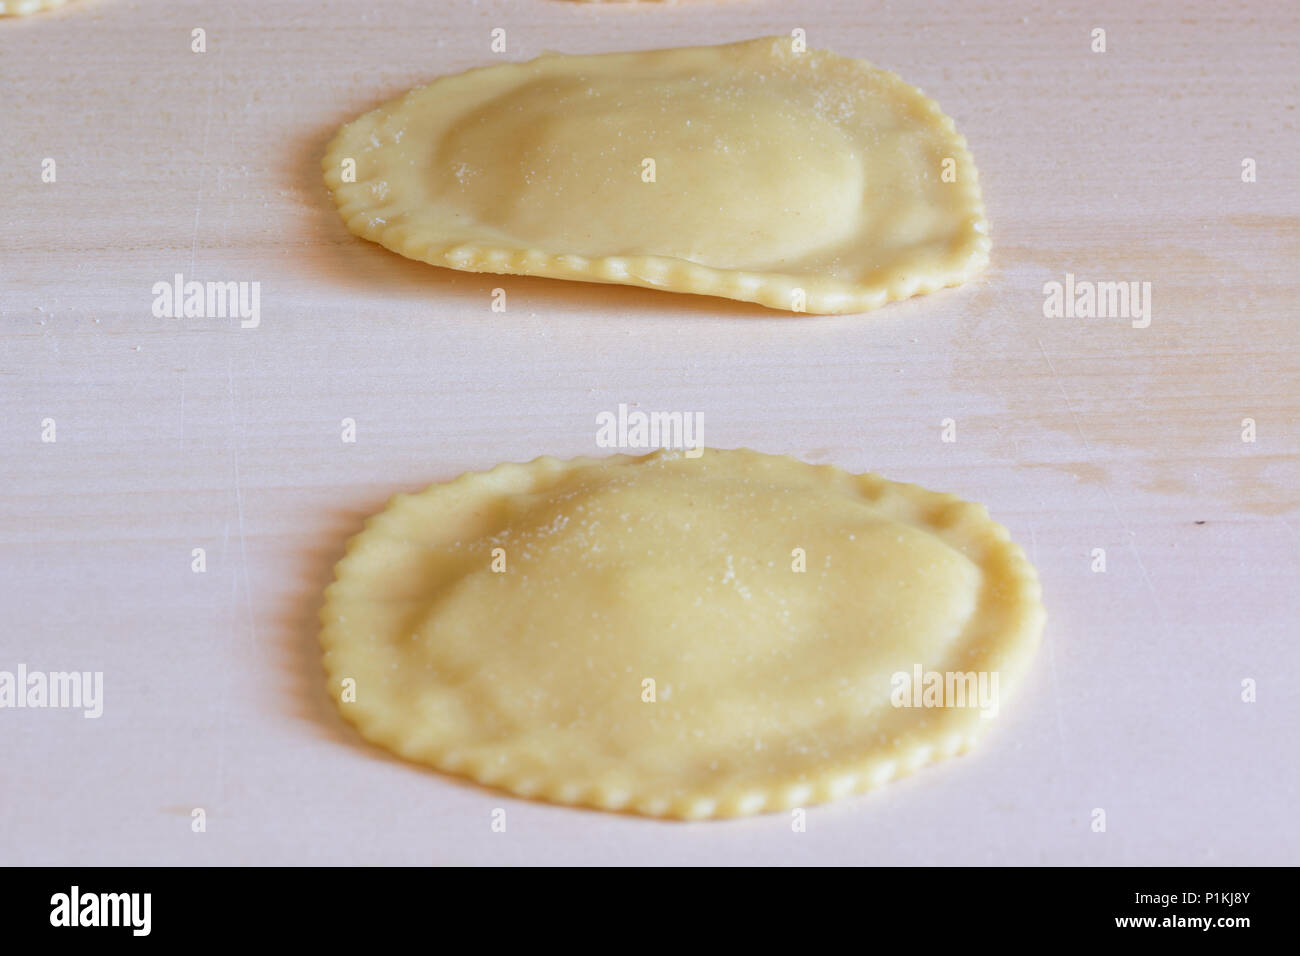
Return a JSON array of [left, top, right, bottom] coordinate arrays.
[[320, 449, 1042, 819], [0, 0, 74, 14], [323, 37, 989, 314]]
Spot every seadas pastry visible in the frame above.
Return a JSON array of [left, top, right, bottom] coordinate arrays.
[[323, 37, 989, 314], [320, 448, 1042, 819]]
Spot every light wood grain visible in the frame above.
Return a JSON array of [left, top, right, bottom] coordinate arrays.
[[1, 0, 1296, 864]]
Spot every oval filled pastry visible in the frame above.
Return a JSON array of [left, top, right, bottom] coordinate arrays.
[[322, 37, 989, 314], [320, 449, 1043, 819]]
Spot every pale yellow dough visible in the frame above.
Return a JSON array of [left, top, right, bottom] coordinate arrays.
[[321, 449, 1042, 819], [0, 0, 73, 14], [323, 37, 988, 314]]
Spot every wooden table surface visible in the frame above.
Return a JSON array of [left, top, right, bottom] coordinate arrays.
[[2, 0, 1297, 865]]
